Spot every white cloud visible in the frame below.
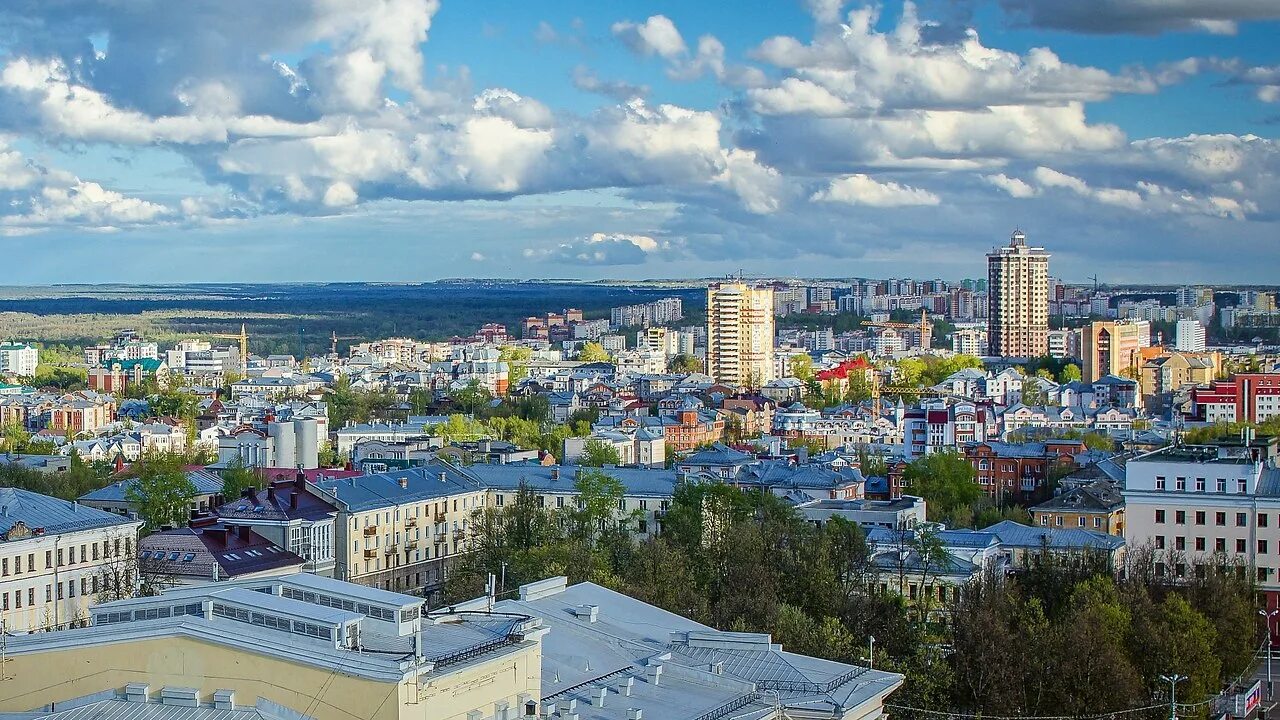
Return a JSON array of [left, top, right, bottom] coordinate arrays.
[[984, 173, 1041, 198], [999, 0, 1280, 36], [470, 252, 486, 261], [611, 16, 687, 60], [527, 232, 682, 266], [1029, 165, 1255, 218], [811, 174, 940, 206], [322, 181, 358, 207]]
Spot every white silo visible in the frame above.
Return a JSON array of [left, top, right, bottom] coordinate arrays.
[[295, 417, 319, 469], [268, 421, 296, 470]]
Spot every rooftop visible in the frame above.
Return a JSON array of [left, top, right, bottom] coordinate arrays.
[[0, 487, 140, 539]]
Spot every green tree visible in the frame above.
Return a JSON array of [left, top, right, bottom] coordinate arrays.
[[789, 353, 815, 382], [579, 342, 611, 363], [902, 451, 981, 522], [499, 345, 532, 388], [1060, 363, 1082, 383], [451, 380, 493, 415], [126, 454, 198, 530], [220, 457, 259, 499], [668, 354, 703, 374], [579, 438, 622, 467]]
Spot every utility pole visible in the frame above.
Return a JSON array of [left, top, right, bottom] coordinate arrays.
[[1160, 674, 1186, 720]]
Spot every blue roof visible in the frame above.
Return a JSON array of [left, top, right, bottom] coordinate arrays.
[[980, 520, 1124, 551], [680, 442, 755, 467], [460, 462, 679, 497], [312, 464, 482, 512], [0, 487, 138, 536], [80, 470, 225, 503]]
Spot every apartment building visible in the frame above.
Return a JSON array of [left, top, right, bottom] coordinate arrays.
[[0, 342, 38, 377], [0, 487, 142, 632], [1030, 481, 1126, 535], [1081, 319, 1150, 383], [1191, 373, 1280, 423], [213, 474, 340, 576], [706, 282, 775, 388], [987, 230, 1050, 357], [1, 573, 543, 720], [1123, 439, 1280, 608]]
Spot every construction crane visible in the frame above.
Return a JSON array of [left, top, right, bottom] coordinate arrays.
[[331, 331, 360, 356], [208, 323, 250, 378], [869, 371, 945, 404], [862, 309, 932, 351]]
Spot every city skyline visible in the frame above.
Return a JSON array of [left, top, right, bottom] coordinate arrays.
[[0, 1, 1277, 284]]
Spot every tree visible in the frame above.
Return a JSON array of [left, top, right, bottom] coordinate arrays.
[[902, 452, 981, 522], [579, 342, 611, 363], [789, 353, 814, 382], [220, 457, 259, 499], [668, 354, 703, 374], [1060, 363, 1082, 382], [579, 438, 621, 467], [451, 380, 493, 415], [126, 454, 198, 530], [499, 346, 532, 388]]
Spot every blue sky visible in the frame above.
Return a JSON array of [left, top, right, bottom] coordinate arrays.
[[0, 0, 1277, 285]]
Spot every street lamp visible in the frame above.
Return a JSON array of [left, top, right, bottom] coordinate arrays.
[[1261, 609, 1278, 699], [1160, 674, 1187, 720]]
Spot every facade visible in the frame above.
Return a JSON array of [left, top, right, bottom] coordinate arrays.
[[1081, 320, 1150, 383], [1029, 482, 1126, 535], [965, 439, 1089, 499], [88, 358, 170, 394], [139, 515, 306, 585], [1122, 440, 1280, 606], [79, 470, 226, 518], [1190, 373, 1280, 424], [0, 487, 142, 631], [213, 475, 340, 576], [0, 343, 38, 377], [952, 327, 987, 356], [1141, 351, 1220, 413], [0, 573, 543, 720], [1176, 319, 1207, 352], [706, 282, 775, 388], [987, 230, 1050, 357]]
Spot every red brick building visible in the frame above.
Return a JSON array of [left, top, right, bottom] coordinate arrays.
[[964, 439, 1088, 499], [1190, 373, 1280, 424]]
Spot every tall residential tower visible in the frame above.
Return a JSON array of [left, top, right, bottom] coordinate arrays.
[[987, 230, 1050, 357], [706, 281, 775, 388]]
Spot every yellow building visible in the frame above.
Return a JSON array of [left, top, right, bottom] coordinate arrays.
[[1139, 350, 1221, 412], [1029, 483, 1126, 536], [987, 231, 1050, 358], [706, 282, 775, 388], [0, 573, 544, 720], [1080, 319, 1150, 383], [0, 487, 141, 632]]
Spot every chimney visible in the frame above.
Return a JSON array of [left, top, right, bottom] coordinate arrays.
[[627, 710, 644, 720], [240, 488, 252, 498], [266, 486, 276, 504], [236, 525, 251, 542], [205, 528, 228, 545], [295, 469, 307, 488], [647, 664, 663, 686], [550, 468, 559, 481], [290, 492, 299, 510], [399, 477, 408, 489], [592, 687, 607, 707], [439, 471, 447, 483]]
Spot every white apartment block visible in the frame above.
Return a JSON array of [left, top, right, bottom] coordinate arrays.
[[0, 343, 38, 377], [1176, 319, 1207, 352], [0, 487, 142, 632], [1123, 441, 1280, 602]]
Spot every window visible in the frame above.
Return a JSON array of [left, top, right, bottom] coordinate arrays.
[[1261, 514, 1270, 528], [1175, 510, 1186, 525], [1078, 517, 1086, 527], [1239, 480, 1248, 494], [556, 496, 564, 509], [1155, 509, 1166, 524], [1156, 536, 1166, 549], [45, 551, 52, 569], [1237, 513, 1248, 527], [1, 559, 6, 576], [1094, 517, 1102, 529], [1195, 537, 1205, 551], [1155, 476, 1166, 490], [1055, 516, 1063, 526], [1195, 478, 1205, 492], [1216, 538, 1226, 552], [1261, 540, 1270, 555], [495, 494, 504, 507], [1175, 536, 1185, 551], [1237, 539, 1247, 553], [1217, 478, 1227, 493], [1216, 512, 1226, 526], [1195, 511, 1205, 526], [1176, 477, 1186, 491]]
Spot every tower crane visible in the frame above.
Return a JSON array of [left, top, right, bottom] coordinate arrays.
[[861, 309, 932, 351], [208, 323, 250, 378], [331, 331, 360, 356]]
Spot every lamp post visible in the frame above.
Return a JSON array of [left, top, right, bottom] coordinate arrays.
[[1261, 609, 1278, 699], [868, 636, 875, 669], [1160, 674, 1187, 720]]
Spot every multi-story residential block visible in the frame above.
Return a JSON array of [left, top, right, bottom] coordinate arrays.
[[1046, 328, 1080, 359], [706, 282, 775, 388], [965, 439, 1091, 498], [1141, 350, 1220, 412], [87, 358, 170, 393], [1081, 319, 1150, 383], [1176, 318, 1207, 352], [0, 487, 142, 631], [2, 573, 542, 720], [1190, 373, 1280, 423], [609, 297, 684, 328], [47, 391, 118, 436], [952, 326, 988, 356], [987, 230, 1050, 357], [139, 514, 306, 585], [213, 474, 340, 576], [1123, 439, 1280, 605], [902, 400, 995, 458], [0, 342, 39, 377]]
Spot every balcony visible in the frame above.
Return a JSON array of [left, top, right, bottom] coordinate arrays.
[[434, 532, 448, 544], [384, 543, 399, 554], [405, 539, 419, 550], [363, 548, 377, 559], [452, 529, 466, 541], [434, 512, 447, 524], [405, 517, 418, 528], [363, 526, 378, 537]]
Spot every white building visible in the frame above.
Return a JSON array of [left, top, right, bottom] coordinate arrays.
[[1123, 440, 1280, 605], [0, 487, 142, 632], [952, 327, 988, 357], [1176, 319, 1207, 352], [0, 343, 39, 377]]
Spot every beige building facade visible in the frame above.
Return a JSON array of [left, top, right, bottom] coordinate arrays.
[[706, 282, 775, 388], [987, 231, 1050, 358]]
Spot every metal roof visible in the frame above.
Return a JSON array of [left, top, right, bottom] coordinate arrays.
[[0, 487, 139, 537]]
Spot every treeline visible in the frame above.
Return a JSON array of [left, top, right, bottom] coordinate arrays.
[[445, 479, 1261, 717]]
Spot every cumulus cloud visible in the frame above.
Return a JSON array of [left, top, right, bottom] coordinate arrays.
[[998, 0, 1280, 36], [612, 15, 766, 87], [526, 232, 682, 266], [811, 174, 940, 206], [611, 16, 687, 60], [984, 173, 1041, 198], [1027, 166, 1255, 218], [571, 66, 648, 101]]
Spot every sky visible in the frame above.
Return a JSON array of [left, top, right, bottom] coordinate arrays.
[[0, 0, 1277, 285]]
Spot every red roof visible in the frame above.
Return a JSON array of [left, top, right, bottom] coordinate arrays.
[[815, 358, 872, 382]]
